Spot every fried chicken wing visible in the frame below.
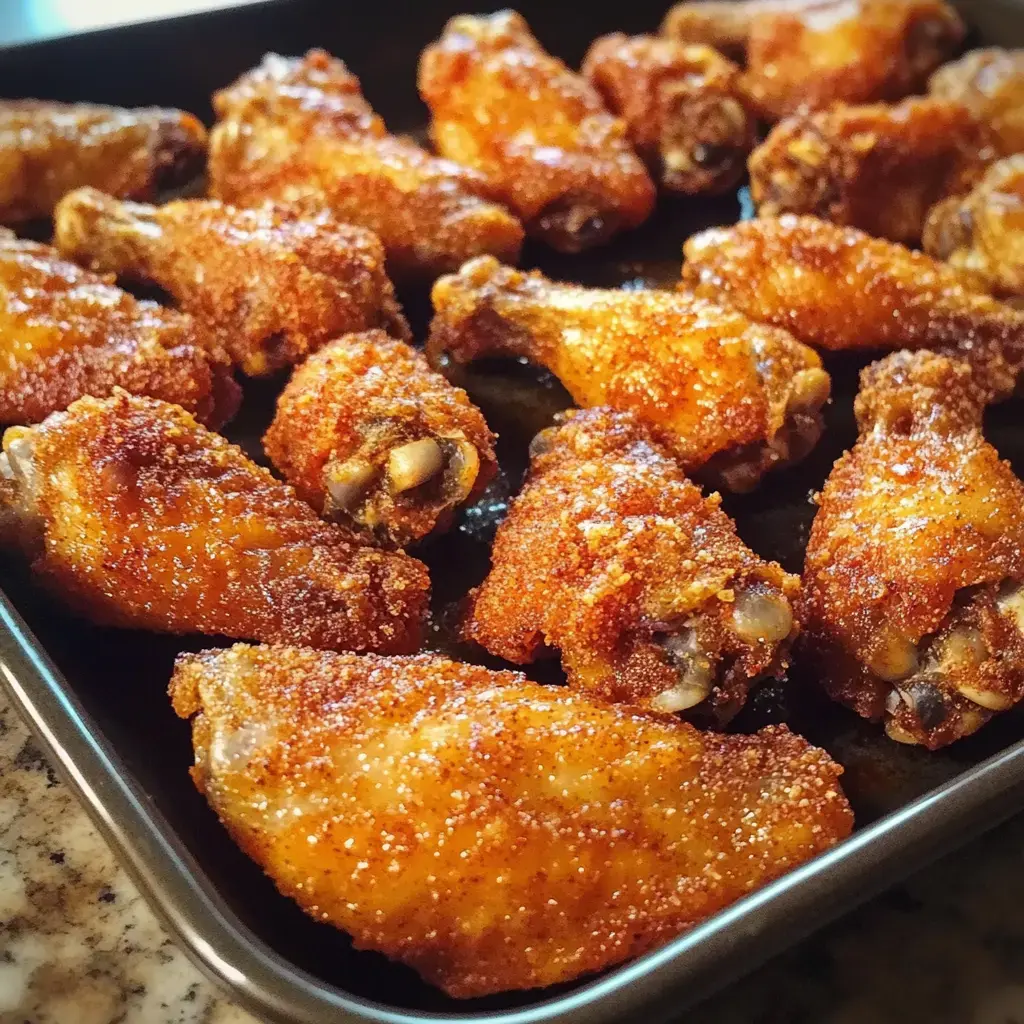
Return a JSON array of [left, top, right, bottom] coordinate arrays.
[[427, 255, 829, 492], [0, 229, 238, 427], [0, 100, 206, 224], [171, 643, 852, 996], [749, 97, 997, 245], [0, 391, 428, 653], [264, 331, 496, 547], [683, 216, 1024, 400], [418, 11, 655, 252], [801, 351, 1024, 749], [208, 50, 523, 280], [464, 408, 801, 721], [581, 34, 755, 196], [53, 189, 408, 377]]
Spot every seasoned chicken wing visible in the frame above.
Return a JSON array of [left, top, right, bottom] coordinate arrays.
[[171, 643, 852, 996], [802, 351, 1024, 749], [749, 97, 997, 245], [0, 229, 238, 427], [418, 11, 655, 252], [428, 255, 829, 492], [0, 391, 428, 653], [264, 331, 496, 547], [581, 34, 755, 195], [208, 50, 523, 280], [53, 189, 408, 377], [683, 216, 1024, 400], [465, 408, 801, 721], [660, 0, 811, 58], [0, 99, 206, 224]]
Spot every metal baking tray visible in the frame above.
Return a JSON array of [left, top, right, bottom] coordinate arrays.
[[3, 1, 1024, 1021]]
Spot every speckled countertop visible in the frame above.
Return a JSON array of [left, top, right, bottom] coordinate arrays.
[[3, 695, 1024, 1024]]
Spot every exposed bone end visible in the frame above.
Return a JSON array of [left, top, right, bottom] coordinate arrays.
[[787, 368, 831, 415], [654, 630, 715, 712], [3, 431, 38, 501], [660, 95, 751, 194], [885, 720, 922, 746], [324, 457, 378, 512], [443, 439, 482, 506], [997, 581, 1024, 632], [956, 684, 1013, 712], [869, 635, 919, 683], [731, 588, 794, 645], [386, 439, 445, 495], [534, 196, 618, 254]]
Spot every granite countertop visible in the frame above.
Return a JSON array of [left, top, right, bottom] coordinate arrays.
[[3, 695, 1024, 1024]]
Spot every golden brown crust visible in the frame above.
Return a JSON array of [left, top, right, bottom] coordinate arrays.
[[464, 408, 801, 722], [208, 50, 524, 280], [0, 229, 239, 427], [749, 97, 998, 245], [0, 391, 428, 653], [54, 189, 409, 377], [171, 642, 852, 997], [581, 34, 754, 195], [418, 12, 655, 252], [264, 331, 497, 547]]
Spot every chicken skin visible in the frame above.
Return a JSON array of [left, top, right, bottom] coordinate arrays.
[[264, 331, 496, 548], [581, 34, 755, 196], [464, 408, 801, 722], [171, 643, 852, 996], [427, 255, 829, 492], [660, 0, 816, 59], [802, 351, 1024, 749], [0, 100, 206, 224], [0, 229, 239, 427], [0, 391, 428, 653], [683, 216, 1024, 401], [749, 97, 998, 245], [53, 189, 408, 377], [418, 11, 655, 252], [208, 50, 523, 280]]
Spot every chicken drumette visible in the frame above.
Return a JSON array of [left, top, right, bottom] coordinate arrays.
[[0, 391, 428, 653]]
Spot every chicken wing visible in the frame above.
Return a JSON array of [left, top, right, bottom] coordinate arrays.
[[0, 391, 428, 653], [427, 255, 829, 492], [418, 11, 655, 252], [581, 34, 754, 196], [0, 99, 206, 224], [53, 189, 408, 377], [171, 643, 852, 997], [0, 229, 239, 427], [802, 351, 1024, 749], [683, 216, 1024, 401], [749, 97, 997, 245], [464, 408, 801, 721], [264, 331, 496, 547], [208, 50, 523, 280], [660, 0, 811, 59]]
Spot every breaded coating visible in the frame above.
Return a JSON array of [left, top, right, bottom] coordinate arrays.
[[581, 34, 755, 196], [930, 48, 1024, 157], [208, 50, 523, 280], [264, 331, 496, 547], [683, 216, 1024, 401], [802, 351, 1024, 749], [0, 229, 238, 427], [0, 392, 428, 653], [749, 97, 997, 245], [924, 155, 1024, 299], [53, 189, 409, 377], [418, 11, 655, 252], [428, 255, 829, 492], [171, 643, 852, 996], [0, 99, 206, 224], [465, 408, 802, 721]]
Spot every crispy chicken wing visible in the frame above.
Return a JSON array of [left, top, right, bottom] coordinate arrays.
[[0, 229, 238, 427], [418, 11, 655, 252], [581, 34, 754, 195], [0, 99, 206, 224], [53, 189, 408, 377], [427, 255, 829, 492], [0, 391, 428, 653], [660, 0, 810, 58], [749, 97, 997, 245], [802, 351, 1024, 749], [208, 50, 523, 280], [171, 643, 852, 997], [683, 216, 1024, 400], [464, 408, 801, 721], [264, 331, 496, 547]]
